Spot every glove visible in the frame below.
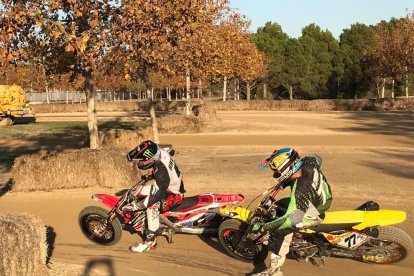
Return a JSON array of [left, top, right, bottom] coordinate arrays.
[[141, 174, 153, 181], [122, 200, 146, 212], [251, 223, 265, 233]]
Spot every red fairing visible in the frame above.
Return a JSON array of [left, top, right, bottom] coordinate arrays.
[[92, 194, 120, 208], [212, 194, 244, 204], [173, 193, 244, 213], [191, 194, 244, 207]]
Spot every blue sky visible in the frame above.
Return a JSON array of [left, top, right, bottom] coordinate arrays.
[[229, 0, 414, 38]]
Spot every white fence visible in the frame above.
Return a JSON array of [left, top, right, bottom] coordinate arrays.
[[27, 90, 139, 103]]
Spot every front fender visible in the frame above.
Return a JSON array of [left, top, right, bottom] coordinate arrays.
[[92, 194, 120, 209], [219, 205, 253, 223]]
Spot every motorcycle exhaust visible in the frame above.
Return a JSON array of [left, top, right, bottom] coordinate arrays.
[[330, 248, 355, 258], [159, 217, 217, 235], [176, 227, 218, 235]]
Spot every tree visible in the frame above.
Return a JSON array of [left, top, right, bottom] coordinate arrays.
[[365, 15, 414, 98], [338, 23, 375, 98], [117, 0, 230, 141], [253, 22, 289, 98], [279, 38, 307, 100], [1, 0, 117, 149], [298, 24, 339, 99]]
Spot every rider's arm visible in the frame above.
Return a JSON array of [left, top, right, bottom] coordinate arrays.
[[263, 165, 332, 232], [262, 181, 302, 231], [145, 164, 169, 207]]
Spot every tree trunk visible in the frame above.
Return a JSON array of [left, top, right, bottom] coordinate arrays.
[[46, 86, 50, 104], [222, 76, 227, 101], [391, 79, 395, 98], [263, 82, 267, 99], [186, 66, 191, 115], [84, 70, 99, 149], [406, 73, 409, 98], [198, 79, 202, 99], [142, 66, 159, 143], [246, 81, 251, 101], [233, 79, 237, 101], [236, 79, 240, 100], [381, 78, 385, 98], [289, 85, 293, 100]]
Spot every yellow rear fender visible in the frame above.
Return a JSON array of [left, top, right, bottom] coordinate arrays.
[[219, 205, 253, 223], [321, 210, 406, 230], [353, 210, 406, 230]]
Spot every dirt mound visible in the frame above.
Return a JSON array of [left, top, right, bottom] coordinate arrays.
[[12, 148, 140, 192], [99, 127, 153, 149], [158, 114, 205, 133]]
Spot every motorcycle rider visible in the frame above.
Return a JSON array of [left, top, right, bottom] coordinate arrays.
[[124, 140, 185, 253], [252, 148, 333, 276]]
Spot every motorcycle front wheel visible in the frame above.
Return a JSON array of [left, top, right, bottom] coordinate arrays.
[[78, 206, 122, 246], [360, 226, 413, 264], [218, 219, 268, 263]]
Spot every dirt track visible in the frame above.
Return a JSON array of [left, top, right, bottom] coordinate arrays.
[[1, 111, 414, 276]]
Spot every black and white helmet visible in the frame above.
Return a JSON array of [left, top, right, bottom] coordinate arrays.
[[126, 140, 160, 170]]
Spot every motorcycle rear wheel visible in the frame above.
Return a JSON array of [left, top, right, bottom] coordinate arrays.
[[79, 206, 122, 246], [218, 219, 268, 263], [360, 226, 413, 264]]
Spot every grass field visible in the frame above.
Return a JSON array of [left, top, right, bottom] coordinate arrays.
[[0, 120, 149, 139], [0, 120, 149, 178]]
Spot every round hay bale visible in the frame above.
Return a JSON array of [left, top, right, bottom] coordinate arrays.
[[12, 148, 140, 192], [158, 114, 205, 133], [99, 127, 153, 149], [191, 104, 217, 120], [0, 213, 49, 276]]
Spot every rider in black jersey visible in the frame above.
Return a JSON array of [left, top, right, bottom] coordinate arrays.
[[252, 148, 333, 276]]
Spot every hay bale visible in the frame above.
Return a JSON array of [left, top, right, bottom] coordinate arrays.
[[191, 104, 217, 120], [12, 148, 140, 192], [0, 213, 49, 276], [98, 127, 153, 149], [158, 114, 205, 133]]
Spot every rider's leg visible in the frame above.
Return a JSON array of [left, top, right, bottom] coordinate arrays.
[[253, 229, 293, 276], [130, 203, 160, 253]]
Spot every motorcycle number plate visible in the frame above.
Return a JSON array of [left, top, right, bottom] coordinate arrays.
[[261, 197, 276, 211], [337, 232, 369, 249]]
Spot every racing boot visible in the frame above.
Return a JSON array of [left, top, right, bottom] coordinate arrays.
[[129, 239, 157, 253], [252, 253, 285, 276]]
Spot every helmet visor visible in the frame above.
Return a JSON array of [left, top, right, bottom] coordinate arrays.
[[269, 153, 290, 171]]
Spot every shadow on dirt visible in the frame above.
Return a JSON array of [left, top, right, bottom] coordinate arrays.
[[46, 226, 57, 265], [198, 235, 232, 257], [0, 178, 13, 197], [150, 249, 233, 275], [332, 112, 414, 180], [332, 112, 414, 139], [198, 235, 269, 275], [83, 258, 115, 276], [361, 149, 414, 180]]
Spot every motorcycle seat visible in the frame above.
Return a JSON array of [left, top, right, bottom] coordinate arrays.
[[169, 196, 199, 212], [309, 222, 360, 233]]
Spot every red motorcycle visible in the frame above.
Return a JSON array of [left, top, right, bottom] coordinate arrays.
[[78, 178, 244, 246]]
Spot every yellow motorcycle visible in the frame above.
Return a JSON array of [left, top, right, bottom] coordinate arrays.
[[218, 184, 413, 266]]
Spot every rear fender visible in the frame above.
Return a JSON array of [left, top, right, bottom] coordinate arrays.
[[353, 210, 406, 230], [320, 210, 406, 230], [92, 194, 120, 209], [219, 205, 253, 223]]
